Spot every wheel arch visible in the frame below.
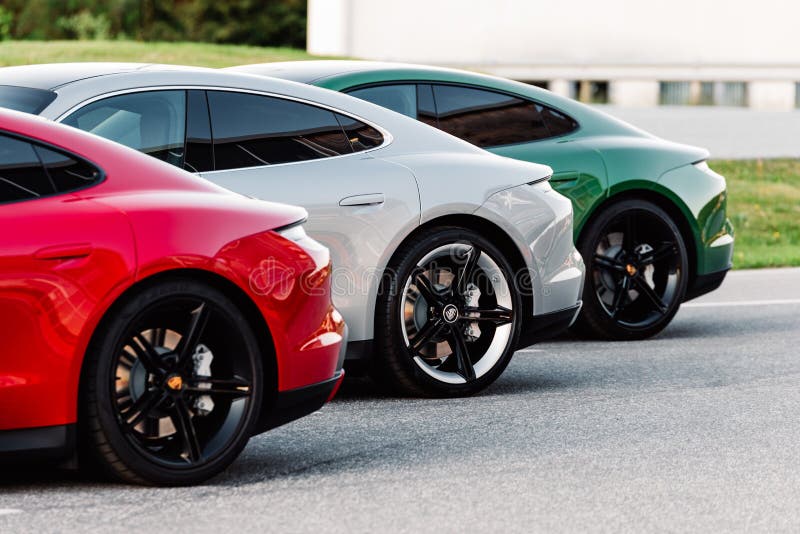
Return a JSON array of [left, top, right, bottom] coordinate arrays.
[[78, 268, 278, 429], [379, 213, 532, 320]]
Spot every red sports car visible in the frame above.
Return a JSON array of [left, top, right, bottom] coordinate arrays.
[[0, 109, 346, 485]]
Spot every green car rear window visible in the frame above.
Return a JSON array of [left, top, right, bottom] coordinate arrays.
[[347, 82, 578, 148], [431, 84, 578, 148]]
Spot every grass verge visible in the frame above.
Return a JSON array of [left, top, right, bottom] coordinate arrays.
[[711, 159, 800, 269], [0, 40, 320, 68]]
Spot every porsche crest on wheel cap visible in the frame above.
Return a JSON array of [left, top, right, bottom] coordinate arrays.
[[442, 304, 459, 323], [166, 375, 184, 391]]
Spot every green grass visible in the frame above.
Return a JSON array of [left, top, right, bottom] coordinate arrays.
[[711, 159, 800, 269], [0, 40, 321, 68]]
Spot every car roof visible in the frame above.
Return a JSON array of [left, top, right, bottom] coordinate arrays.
[[0, 63, 214, 91], [228, 60, 480, 85], [231, 60, 590, 114], [3, 63, 484, 159], [232, 61, 653, 139]]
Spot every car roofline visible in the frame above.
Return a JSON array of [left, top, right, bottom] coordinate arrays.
[[46, 64, 162, 90], [1, 63, 222, 91]]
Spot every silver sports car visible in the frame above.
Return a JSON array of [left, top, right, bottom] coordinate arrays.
[[0, 63, 585, 396]]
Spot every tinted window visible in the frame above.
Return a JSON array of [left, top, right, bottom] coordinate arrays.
[[0, 134, 101, 204], [541, 105, 579, 136], [0, 134, 53, 202], [348, 84, 417, 118], [432, 85, 552, 148], [0, 86, 57, 114], [63, 91, 186, 167], [417, 84, 438, 128], [35, 146, 101, 192], [335, 113, 384, 152], [184, 90, 214, 173], [207, 91, 353, 170]]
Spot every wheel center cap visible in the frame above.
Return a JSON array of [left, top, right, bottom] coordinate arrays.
[[165, 374, 184, 391], [625, 264, 638, 277], [442, 304, 459, 324]]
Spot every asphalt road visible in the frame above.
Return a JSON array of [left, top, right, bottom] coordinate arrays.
[[3, 268, 800, 533]]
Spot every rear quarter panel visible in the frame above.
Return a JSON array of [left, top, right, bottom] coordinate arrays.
[[95, 192, 337, 391], [379, 151, 552, 221], [587, 135, 730, 275]]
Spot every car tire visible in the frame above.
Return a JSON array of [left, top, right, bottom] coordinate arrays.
[[79, 278, 263, 486], [374, 226, 522, 397], [574, 199, 689, 340]]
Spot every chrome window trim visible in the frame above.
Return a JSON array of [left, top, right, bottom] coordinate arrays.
[[54, 85, 394, 173]]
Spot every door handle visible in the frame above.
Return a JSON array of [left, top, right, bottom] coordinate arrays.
[[339, 193, 385, 207], [34, 243, 93, 261]]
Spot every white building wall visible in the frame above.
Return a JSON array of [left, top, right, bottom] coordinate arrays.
[[747, 81, 796, 110], [307, 0, 350, 57], [308, 0, 800, 110], [609, 81, 660, 108]]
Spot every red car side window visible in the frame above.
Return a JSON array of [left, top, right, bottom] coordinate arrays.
[[0, 134, 53, 203], [0, 132, 102, 205]]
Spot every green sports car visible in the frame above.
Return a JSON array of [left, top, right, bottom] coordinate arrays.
[[229, 61, 734, 341]]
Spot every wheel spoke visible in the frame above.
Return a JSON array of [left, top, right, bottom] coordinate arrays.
[[185, 376, 252, 399], [118, 350, 136, 369], [151, 327, 166, 348], [593, 254, 626, 273], [143, 413, 160, 438], [632, 274, 668, 314], [609, 276, 630, 318], [448, 326, 476, 381], [462, 305, 513, 326], [128, 333, 161, 374], [123, 389, 164, 430], [170, 398, 202, 463], [412, 268, 444, 306], [638, 242, 677, 266], [409, 318, 446, 354], [176, 302, 211, 367], [115, 390, 133, 410], [622, 213, 637, 252], [456, 246, 481, 294]]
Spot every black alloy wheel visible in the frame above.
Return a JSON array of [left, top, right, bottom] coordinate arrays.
[[375, 227, 521, 397], [81, 279, 263, 485], [575, 199, 688, 340]]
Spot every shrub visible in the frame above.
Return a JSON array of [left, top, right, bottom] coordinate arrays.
[[0, 7, 13, 41], [56, 11, 112, 41]]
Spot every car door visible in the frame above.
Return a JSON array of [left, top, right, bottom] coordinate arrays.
[[0, 133, 135, 429], [198, 90, 420, 342]]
